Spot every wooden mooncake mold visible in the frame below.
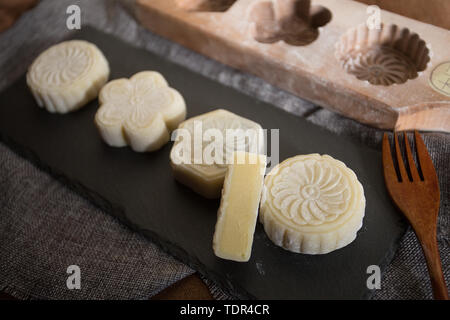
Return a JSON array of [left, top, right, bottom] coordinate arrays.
[[27, 40, 109, 113], [260, 154, 365, 254], [170, 109, 264, 198], [95, 71, 186, 152], [249, 0, 331, 46], [176, 0, 236, 12], [137, 0, 450, 132], [336, 24, 430, 86]]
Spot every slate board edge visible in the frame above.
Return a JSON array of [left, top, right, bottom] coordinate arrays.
[[0, 26, 408, 299], [0, 129, 252, 299], [0, 124, 409, 299], [363, 224, 408, 300], [66, 26, 410, 299]]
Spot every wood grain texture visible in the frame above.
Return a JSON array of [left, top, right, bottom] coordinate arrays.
[[249, 0, 331, 46], [0, 274, 212, 300], [152, 273, 213, 300], [382, 132, 449, 300], [0, 0, 37, 33], [355, 0, 450, 30], [136, 0, 450, 132]]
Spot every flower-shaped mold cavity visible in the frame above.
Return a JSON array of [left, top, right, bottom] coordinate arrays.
[[170, 109, 264, 198], [95, 71, 186, 152], [336, 24, 430, 86], [260, 154, 365, 254], [176, 0, 236, 12], [248, 0, 332, 46]]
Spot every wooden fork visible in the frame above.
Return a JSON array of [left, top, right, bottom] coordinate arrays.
[[382, 130, 448, 300]]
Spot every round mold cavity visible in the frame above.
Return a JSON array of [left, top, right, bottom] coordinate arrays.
[[175, 0, 237, 12], [248, 0, 332, 46], [335, 24, 430, 86]]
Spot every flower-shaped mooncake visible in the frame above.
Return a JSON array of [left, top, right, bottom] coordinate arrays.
[[260, 154, 365, 254], [95, 71, 186, 152]]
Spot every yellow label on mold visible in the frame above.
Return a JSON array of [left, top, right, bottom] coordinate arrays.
[[429, 62, 450, 97]]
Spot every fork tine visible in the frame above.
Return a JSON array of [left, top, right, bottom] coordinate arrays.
[[414, 131, 438, 182], [404, 132, 421, 181], [382, 133, 398, 182], [394, 132, 409, 182]]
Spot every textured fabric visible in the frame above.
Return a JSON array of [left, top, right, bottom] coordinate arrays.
[[0, 144, 194, 300], [0, 0, 448, 300]]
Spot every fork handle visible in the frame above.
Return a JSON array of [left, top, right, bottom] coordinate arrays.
[[417, 231, 449, 300]]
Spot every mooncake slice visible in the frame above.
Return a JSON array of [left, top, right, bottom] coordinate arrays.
[[27, 40, 109, 113], [170, 109, 264, 198], [95, 71, 186, 152], [213, 151, 267, 262], [260, 154, 365, 254]]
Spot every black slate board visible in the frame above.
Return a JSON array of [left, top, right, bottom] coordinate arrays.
[[0, 27, 406, 299]]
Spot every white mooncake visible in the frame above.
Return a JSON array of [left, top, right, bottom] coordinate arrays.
[[27, 40, 109, 113], [170, 109, 264, 198], [213, 151, 267, 262], [260, 154, 365, 254], [95, 71, 186, 152]]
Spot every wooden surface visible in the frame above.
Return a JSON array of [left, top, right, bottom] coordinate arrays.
[[355, 0, 450, 30], [382, 132, 448, 300], [0, 0, 37, 32], [0, 273, 212, 300], [152, 274, 213, 300], [137, 0, 450, 132]]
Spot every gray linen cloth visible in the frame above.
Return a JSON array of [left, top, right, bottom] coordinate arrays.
[[0, 0, 448, 300]]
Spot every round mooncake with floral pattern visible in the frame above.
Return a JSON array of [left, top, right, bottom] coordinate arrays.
[[27, 40, 109, 113], [260, 154, 365, 254]]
